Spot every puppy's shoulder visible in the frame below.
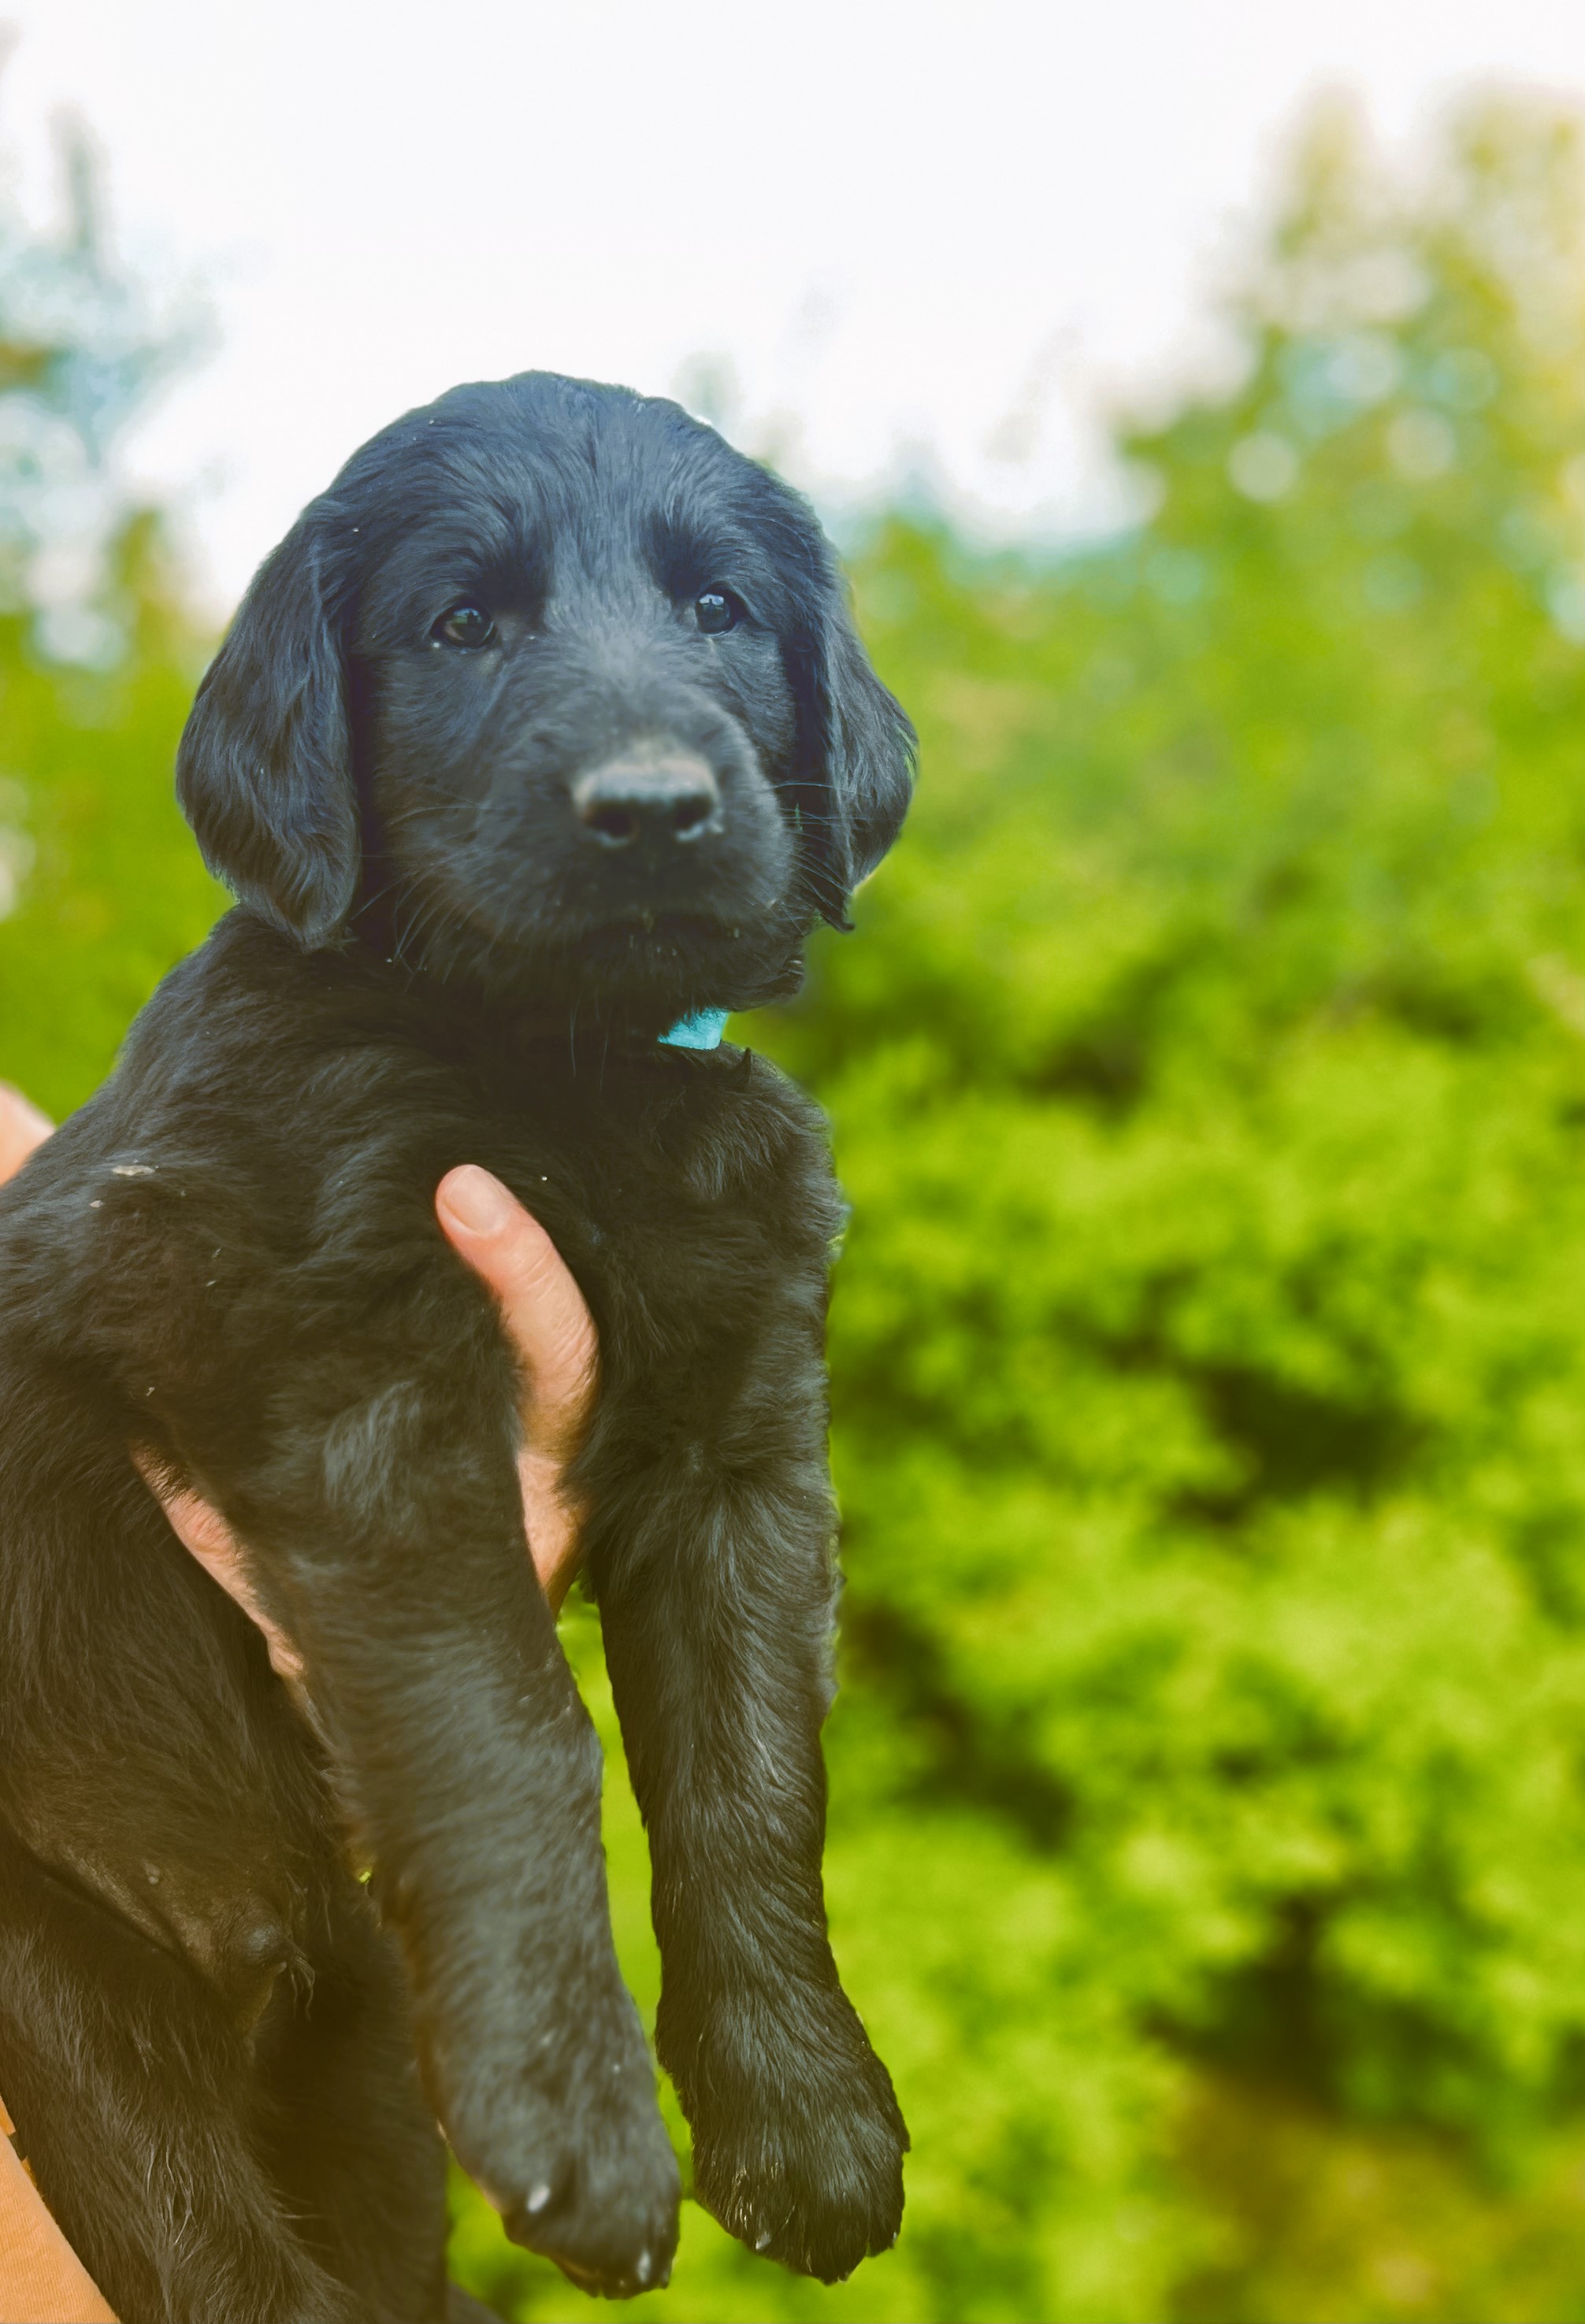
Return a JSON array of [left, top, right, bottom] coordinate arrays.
[[5, 913, 452, 1259], [123, 910, 413, 1083], [641, 1044, 841, 1242]]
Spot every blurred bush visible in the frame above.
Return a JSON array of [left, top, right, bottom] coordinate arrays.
[[0, 120, 218, 1115], [17, 86, 1585, 2324]]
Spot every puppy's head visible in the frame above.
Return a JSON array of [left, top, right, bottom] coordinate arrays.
[[176, 373, 914, 1023]]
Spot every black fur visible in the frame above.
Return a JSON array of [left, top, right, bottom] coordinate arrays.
[[0, 373, 913, 2320]]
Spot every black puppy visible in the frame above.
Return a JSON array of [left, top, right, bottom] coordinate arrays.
[[0, 373, 913, 2321]]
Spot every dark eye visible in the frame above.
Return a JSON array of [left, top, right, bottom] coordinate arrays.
[[694, 589, 741, 635], [432, 604, 496, 650]]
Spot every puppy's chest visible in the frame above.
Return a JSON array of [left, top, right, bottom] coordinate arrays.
[[480, 1052, 832, 1349]]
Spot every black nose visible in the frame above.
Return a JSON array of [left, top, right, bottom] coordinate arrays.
[[572, 752, 722, 849]]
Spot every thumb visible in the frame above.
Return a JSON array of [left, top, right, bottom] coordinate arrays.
[[435, 1165, 598, 1462], [0, 1084, 53, 1183]]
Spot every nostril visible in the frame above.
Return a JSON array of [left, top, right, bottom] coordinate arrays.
[[670, 790, 717, 839], [586, 803, 637, 847]]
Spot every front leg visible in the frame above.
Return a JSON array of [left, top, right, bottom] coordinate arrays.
[[184, 1277, 680, 2299], [589, 1312, 908, 2283]]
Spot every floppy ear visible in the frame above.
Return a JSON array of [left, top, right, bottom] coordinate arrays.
[[797, 571, 916, 928], [176, 515, 359, 947]]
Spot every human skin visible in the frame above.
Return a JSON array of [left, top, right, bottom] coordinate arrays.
[[0, 1083, 596, 1670]]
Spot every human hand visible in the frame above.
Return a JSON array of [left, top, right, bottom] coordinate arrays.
[[0, 1088, 598, 1686], [432, 1162, 599, 1617], [0, 1082, 51, 1180]]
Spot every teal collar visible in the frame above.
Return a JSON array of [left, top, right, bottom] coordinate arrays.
[[659, 1008, 729, 1051]]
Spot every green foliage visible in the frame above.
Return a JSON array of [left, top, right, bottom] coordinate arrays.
[[770, 96, 1585, 2317], [23, 87, 1585, 2324], [0, 536, 221, 1118], [0, 129, 220, 1115]]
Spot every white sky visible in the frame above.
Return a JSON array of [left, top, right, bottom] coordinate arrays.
[[4, 0, 1585, 613]]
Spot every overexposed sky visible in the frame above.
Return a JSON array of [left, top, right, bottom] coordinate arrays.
[[5, 0, 1585, 612]]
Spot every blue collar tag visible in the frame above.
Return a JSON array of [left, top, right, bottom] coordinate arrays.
[[659, 1007, 729, 1051]]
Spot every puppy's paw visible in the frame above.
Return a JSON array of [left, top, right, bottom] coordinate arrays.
[[499, 2103, 680, 2302], [678, 1997, 908, 2284], [445, 1995, 681, 2299]]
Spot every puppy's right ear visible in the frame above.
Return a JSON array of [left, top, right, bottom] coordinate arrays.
[[176, 516, 359, 947]]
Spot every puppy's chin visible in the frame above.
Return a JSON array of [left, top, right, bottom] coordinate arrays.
[[389, 895, 810, 1024]]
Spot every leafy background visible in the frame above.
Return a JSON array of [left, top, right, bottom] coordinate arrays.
[[13, 89, 1585, 2324]]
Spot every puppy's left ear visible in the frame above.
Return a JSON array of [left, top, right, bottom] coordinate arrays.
[[176, 513, 359, 947], [798, 570, 916, 928]]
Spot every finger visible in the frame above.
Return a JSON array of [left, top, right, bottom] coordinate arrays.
[[517, 1450, 584, 1612], [130, 1450, 306, 1690], [435, 1166, 598, 1460], [0, 1084, 53, 1183]]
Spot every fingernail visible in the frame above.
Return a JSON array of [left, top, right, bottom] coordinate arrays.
[[439, 1165, 514, 1236]]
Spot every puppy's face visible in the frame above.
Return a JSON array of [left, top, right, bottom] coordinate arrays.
[[352, 408, 804, 1008], [176, 375, 914, 1025]]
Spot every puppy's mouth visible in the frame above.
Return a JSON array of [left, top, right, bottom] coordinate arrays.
[[536, 902, 798, 989], [369, 862, 804, 1016], [589, 905, 753, 941]]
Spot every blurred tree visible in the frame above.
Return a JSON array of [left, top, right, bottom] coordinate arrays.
[[796, 93, 1585, 2324], [0, 114, 218, 1118]]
